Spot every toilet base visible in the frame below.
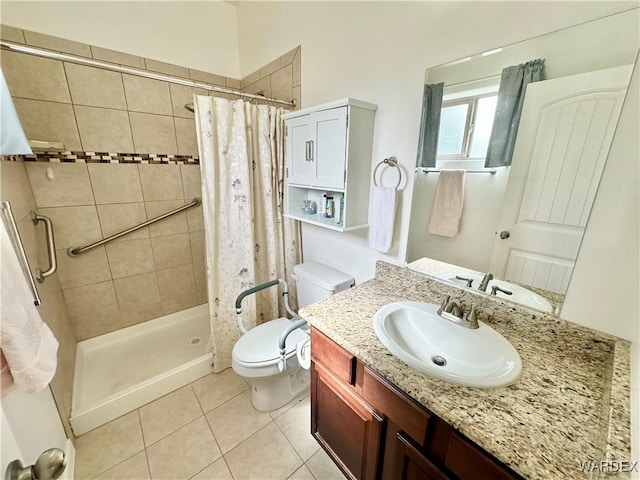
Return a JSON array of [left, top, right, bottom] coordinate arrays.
[[248, 368, 310, 411]]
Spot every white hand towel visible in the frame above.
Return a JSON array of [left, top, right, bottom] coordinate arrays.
[[427, 170, 466, 237], [0, 219, 58, 396], [368, 186, 397, 253]]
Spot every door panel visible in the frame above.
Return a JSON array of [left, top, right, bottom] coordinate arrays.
[[311, 362, 382, 480], [490, 65, 632, 293], [313, 107, 348, 189], [1, 387, 70, 479], [286, 114, 312, 186], [504, 250, 573, 294]]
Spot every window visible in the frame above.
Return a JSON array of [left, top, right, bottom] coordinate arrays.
[[437, 94, 498, 161]]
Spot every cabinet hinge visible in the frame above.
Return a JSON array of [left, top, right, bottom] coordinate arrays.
[[286, 167, 289, 178], [346, 113, 349, 129], [285, 126, 288, 136], [344, 170, 347, 183]]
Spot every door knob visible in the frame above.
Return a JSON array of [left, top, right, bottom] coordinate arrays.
[[5, 448, 66, 480], [499, 230, 510, 239]]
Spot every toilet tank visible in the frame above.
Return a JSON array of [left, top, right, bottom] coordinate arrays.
[[294, 262, 355, 308]]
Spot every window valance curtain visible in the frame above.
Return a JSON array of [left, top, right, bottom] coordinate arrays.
[[416, 82, 444, 168], [485, 58, 545, 168]]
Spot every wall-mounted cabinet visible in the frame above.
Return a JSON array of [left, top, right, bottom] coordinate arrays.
[[283, 98, 377, 232]]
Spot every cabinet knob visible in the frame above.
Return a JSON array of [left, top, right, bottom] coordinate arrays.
[[499, 230, 510, 239]]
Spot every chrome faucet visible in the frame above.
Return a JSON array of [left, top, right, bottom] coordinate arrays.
[[478, 273, 493, 292], [436, 295, 479, 329]]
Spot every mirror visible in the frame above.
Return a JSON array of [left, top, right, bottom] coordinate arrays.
[[407, 9, 639, 315]]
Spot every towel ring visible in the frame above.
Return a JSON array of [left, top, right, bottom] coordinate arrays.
[[373, 156, 402, 189]]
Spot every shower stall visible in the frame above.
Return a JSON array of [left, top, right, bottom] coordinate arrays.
[[70, 304, 212, 435], [0, 29, 298, 440], [4, 158, 217, 436], [64, 197, 213, 435]]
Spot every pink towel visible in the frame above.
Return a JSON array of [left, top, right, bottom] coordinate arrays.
[[427, 170, 466, 237], [0, 219, 58, 397]]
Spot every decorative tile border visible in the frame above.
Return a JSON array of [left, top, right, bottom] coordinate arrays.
[[1, 152, 199, 165]]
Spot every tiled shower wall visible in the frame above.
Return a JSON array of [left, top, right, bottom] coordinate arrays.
[[0, 161, 77, 440], [0, 25, 243, 153], [24, 161, 207, 340], [0, 25, 300, 153], [241, 46, 301, 108]]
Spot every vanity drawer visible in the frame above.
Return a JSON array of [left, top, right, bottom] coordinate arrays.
[[362, 366, 430, 444], [445, 432, 521, 480], [311, 327, 356, 385]]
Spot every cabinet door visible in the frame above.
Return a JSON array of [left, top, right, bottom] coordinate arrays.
[[286, 114, 313, 186], [391, 433, 450, 480], [311, 361, 383, 480], [311, 107, 348, 189]]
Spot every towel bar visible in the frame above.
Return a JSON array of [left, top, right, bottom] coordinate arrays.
[[418, 168, 497, 175], [0, 201, 41, 306]]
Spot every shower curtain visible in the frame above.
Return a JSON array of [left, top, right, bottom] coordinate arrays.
[[194, 96, 301, 373]]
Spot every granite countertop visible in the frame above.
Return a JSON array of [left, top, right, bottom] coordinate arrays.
[[299, 262, 631, 480]]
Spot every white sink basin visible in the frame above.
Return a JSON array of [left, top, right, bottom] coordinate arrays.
[[439, 273, 554, 313], [373, 301, 521, 388]]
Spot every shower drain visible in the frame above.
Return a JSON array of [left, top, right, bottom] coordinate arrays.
[[188, 336, 203, 346]]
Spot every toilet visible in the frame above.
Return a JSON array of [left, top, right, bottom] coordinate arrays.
[[232, 261, 354, 411]]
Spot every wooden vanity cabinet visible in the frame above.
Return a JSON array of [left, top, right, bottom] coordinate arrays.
[[310, 327, 523, 480]]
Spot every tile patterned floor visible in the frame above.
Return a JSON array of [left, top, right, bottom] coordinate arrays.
[[74, 369, 345, 480]]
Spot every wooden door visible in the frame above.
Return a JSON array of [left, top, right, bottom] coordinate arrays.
[[286, 114, 313, 186], [311, 361, 383, 480], [489, 65, 633, 293], [312, 107, 348, 190], [390, 433, 449, 480]]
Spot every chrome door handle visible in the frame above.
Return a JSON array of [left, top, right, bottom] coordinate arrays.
[[499, 230, 510, 239], [5, 448, 66, 480]]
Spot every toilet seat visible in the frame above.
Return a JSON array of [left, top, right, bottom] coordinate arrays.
[[232, 318, 309, 377]]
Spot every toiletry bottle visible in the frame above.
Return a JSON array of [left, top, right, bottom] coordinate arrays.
[[319, 193, 326, 216], [326, 196, 334, 218], [335, 193, 344, 224]]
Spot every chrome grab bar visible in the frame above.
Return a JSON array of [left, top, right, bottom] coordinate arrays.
[[68, 197, 201, 257], [31, 212, 57, 283], [0, 201, 41, 306]]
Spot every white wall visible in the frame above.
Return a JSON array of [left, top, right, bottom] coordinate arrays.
[[558, 56, 639, 467], [236, 1, 637, 283], [0, 1, 240, 78], [562, 54, 639, 342]]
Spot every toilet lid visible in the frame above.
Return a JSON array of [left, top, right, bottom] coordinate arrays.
[[233, 317, 309, 364]]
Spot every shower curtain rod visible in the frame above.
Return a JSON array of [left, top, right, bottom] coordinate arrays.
[[0, 41, 296, 108]]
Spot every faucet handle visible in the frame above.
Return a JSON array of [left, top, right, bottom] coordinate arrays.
[[491, 285, 513, 296], [464, 305, 479, 328], [437, 295, 450, 316], [455, 275, 474, 288], [466, 304, 493, 322]]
